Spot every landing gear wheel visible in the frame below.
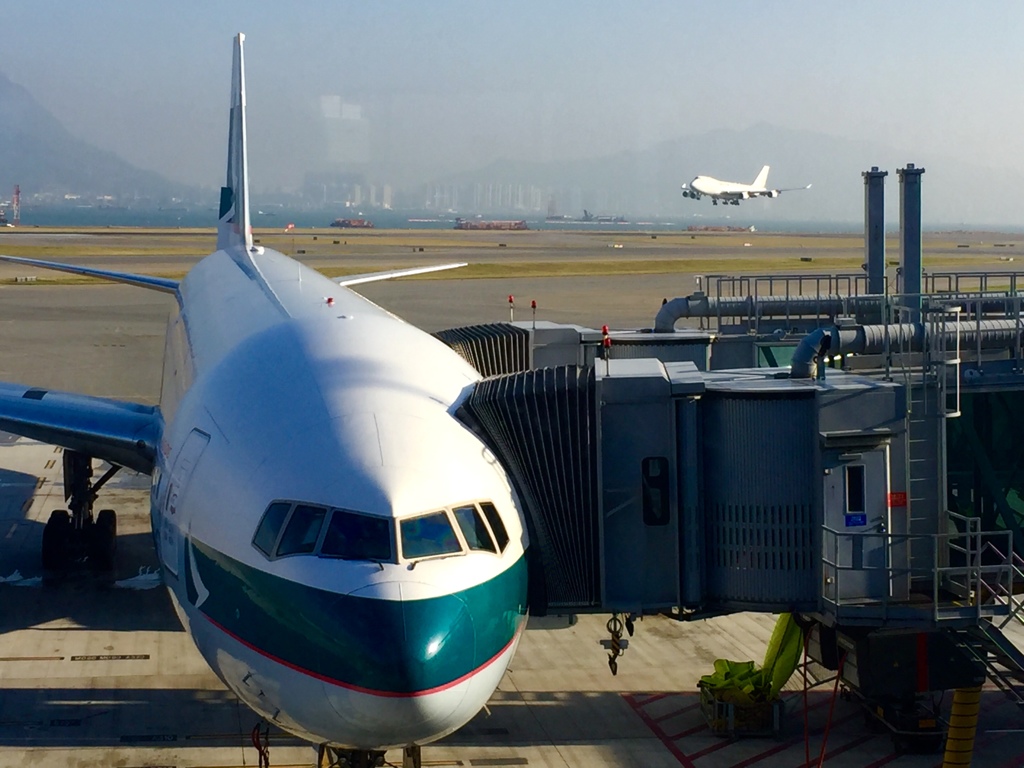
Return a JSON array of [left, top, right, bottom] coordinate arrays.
[[42, 509, 71, 570], [90, 509, 117, 571], [316, 746, 387, 768]]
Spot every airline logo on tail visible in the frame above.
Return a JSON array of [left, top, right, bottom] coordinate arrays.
[[681, 165, 811, 206]]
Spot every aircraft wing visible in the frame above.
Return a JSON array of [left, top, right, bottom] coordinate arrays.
[[775, 184, 813, 193], [0, 382, 161, 473], [336, 262, 467, 287], [0, 254, 178, 294]]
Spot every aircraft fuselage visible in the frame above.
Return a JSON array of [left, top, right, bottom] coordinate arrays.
[[152, 246, 529, 748]]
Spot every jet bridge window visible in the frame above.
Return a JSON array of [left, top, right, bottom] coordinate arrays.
[[253, 502, 291, 557], [276, 504, 326, 557], [846, 465, 866, 514], [641, 457, 671, 526], [453, 504, 497, 553], [400, 511, 462, 560], [321, 509, 394, 562], [479, 502, 510, 552]]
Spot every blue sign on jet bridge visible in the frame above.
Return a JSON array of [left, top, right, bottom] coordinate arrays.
[[844, 513, 868, 527]]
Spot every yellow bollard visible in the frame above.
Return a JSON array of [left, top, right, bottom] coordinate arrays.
[[941, 685, 982, 767]]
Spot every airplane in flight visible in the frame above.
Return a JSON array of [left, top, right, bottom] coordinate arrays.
[[681, 165, 811, 206], [0, 34, 528, 767]]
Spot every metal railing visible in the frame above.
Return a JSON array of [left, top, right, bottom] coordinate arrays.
[[820, 512, 1015, 624], [693, 271, 1024, 336], [977, 540, 1024, 629]]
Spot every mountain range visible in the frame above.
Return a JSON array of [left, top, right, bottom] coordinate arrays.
[[0, 73, 187, 203], [1, 69, 1021, 227]]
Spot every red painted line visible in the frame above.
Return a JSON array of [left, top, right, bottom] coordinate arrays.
[[787, 692, 838, 715], [203, 613, 522, 699], [666, 693, 853, 758], [862, 752, 903, 768], [666, 721, 709, 740], [638, 692, 672, 707], [652, 700, 702, 723], [728, 738, 797, 768], [622, 693, 698, 768], [685, 738, 734, 760], [726, 710, 867, 768], [818, 733, 876, 763]]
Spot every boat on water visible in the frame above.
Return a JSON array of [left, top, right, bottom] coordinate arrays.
[[453, 218, 528, 231], [329, 218, 374, 228]]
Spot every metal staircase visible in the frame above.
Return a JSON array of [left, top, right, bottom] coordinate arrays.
[[955, 542, 1024, 709], [956, 622, 1024, 710]]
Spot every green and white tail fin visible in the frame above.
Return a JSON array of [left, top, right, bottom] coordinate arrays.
[[217, 33, 253, 252]]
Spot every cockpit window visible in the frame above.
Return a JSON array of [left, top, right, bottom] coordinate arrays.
[[276, 504, 326, 557], [253, 502, 291, 557], [400, 511, 462, 559], [322, 509, 393, 562], [479, 502, 510, 552], [453, 504, 497, 553]]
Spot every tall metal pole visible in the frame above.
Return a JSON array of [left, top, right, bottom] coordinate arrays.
[[898, 164, 925, 321], [863, 167, 887, 295]]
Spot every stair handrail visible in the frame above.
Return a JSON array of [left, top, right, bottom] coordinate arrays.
[[976, 538, 1024, 628]]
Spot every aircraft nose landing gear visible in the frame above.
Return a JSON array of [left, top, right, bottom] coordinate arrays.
[[40, 450, 120, 571]]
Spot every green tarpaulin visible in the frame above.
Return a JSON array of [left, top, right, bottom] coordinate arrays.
[[698, 614, 804, 706]]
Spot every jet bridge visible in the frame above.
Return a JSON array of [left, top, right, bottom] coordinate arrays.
[[457, 354, 970, 623], [442, 312, 1024, 730], [443, 320, 1018, 626]]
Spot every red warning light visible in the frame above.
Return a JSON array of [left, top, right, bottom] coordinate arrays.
[[326, 297, 335, 306], [508, 295, 515, 305], [531, 300, 537, 310]]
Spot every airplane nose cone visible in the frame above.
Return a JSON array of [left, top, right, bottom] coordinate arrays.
[[321, 580, 476, 746]]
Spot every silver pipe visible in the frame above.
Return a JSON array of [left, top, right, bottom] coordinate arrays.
[[653, 294, 888, 332], [789, 320, 1024, 379], [653, 292, 1024, 333]]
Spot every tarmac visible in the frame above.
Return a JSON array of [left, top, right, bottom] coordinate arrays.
[[0, 240, 1022, 767]]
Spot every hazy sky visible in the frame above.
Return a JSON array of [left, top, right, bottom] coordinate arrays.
[[2, 2, 1022, 191]]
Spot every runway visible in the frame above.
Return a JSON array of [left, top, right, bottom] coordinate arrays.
[[0, 234, 1022, 766]]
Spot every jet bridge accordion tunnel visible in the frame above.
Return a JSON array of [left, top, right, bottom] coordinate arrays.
[[455, 351, 908, 619]]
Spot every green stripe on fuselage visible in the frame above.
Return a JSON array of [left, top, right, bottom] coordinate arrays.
[[189, 539, 528, 695]]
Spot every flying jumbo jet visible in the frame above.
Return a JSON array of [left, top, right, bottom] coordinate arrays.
[[0, 34, 528, 767], [681, 165, 811, 206]]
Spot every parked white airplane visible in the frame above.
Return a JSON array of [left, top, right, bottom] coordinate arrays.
[[0, 34, 528, 766], [681, 165, 811, 206]]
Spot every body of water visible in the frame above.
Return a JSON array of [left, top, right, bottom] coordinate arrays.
[[14, 206, 1022, 234]]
